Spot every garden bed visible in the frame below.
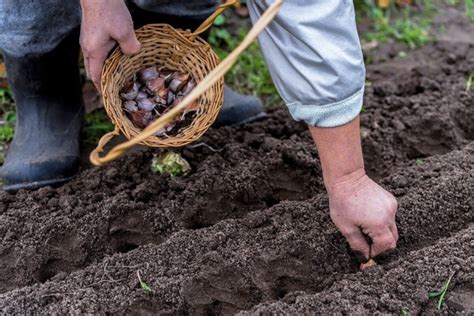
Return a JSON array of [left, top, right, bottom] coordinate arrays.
[[0, 16, 473, 316]]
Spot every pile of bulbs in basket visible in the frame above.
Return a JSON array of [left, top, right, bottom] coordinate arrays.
[[120, 66, 198, 137]]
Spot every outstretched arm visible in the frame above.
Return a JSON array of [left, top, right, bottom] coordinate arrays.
[[247, 1, 398, 260], [310, 116, 398, 261]]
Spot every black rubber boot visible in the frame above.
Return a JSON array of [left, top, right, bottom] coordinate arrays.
[[0, 29, 84, 192], [213, 86, 266, 127]]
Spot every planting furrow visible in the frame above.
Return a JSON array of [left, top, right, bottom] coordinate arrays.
[[0, 134, 323, 293], [239, 224, 474, 315]]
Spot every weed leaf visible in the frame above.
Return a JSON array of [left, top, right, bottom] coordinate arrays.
[[140, 280, 152, 293], [428, 272, 455, 310]]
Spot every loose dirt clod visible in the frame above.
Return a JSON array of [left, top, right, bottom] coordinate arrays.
[[120, 66, 198, 137]]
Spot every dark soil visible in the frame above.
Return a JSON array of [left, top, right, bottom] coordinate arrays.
[[1, 16, 473, 316]]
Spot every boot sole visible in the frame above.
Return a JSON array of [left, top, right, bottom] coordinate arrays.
[[2, 175, 76, 193]]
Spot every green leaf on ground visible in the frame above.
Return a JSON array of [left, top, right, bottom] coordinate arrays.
[[137, 271, 152, 293], [151, 151, 191, 176], [428, 272, 455, 310], [140, 280, 152, 293], [466, 75, 473, 92], [401, 306, 409, 316]]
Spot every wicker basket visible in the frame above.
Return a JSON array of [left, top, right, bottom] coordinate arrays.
[[101, 23, 224, 148], [90, 0, 283, 166]]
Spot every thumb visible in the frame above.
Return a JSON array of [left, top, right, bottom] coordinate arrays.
[[117, 30, 141, 56], [343, 228, 371, 262]]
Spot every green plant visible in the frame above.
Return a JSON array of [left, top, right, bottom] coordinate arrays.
[[398, 51, 408, 58], [213, 14, 226, 27], [137, 271, 152, 293], [466, 0, 474, 21], [401, 306, 409, 316], [429, 272, 455, 310], [151, 151, 191, 176], [466, 75, 473, 91], [0, 109, 16, 166], [0, 87, 14, 113], [0, 143, 6, 166], [0, 111, 15, 142], [358, 0, 433, 48], [82, 109, 115, 145]]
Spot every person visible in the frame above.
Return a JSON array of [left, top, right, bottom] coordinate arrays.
[[0, 0, 398, 262]]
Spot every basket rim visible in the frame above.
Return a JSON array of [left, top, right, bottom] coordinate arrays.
[[99, 23, 224, 148]]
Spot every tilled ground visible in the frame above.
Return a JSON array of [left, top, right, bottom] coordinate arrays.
[[0, 29, 473, 316]]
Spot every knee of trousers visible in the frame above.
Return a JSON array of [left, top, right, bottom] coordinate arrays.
[[0, 0, 81, 57]]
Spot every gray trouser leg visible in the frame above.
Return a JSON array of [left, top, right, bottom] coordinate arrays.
[[0, 0, 81, 57], [247, 0, 366, 127]]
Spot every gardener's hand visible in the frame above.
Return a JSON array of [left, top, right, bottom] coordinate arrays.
[[309, 116, 398, 262], [80, 0, 141, 90], [327, 169, 398, 261]]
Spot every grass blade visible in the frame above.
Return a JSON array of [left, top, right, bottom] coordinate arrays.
[[429, 272, 455, 310], [466, 75, 473, 92], [137, 270, 152, 293]]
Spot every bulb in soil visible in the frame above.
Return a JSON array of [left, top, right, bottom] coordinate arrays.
[[360, 259, 377, 271]]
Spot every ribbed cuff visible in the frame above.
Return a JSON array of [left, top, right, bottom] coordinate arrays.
[[286, 86, 365, 128]]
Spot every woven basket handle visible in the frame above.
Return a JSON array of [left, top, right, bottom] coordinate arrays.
[[90, 0, 284, 166], [191, 0, 240, 39]]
